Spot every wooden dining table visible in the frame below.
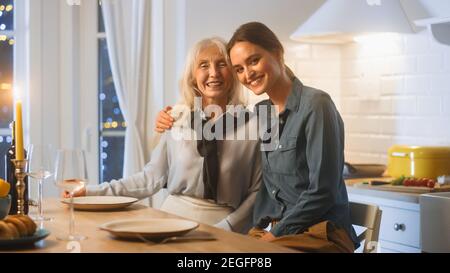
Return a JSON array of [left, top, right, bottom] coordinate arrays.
[[3, 198, 297, 253]]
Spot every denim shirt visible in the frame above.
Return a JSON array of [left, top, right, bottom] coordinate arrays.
[[253, 78, 359, 247]]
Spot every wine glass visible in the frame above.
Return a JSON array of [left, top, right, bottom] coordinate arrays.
[[27, 144, 54, 222], [54, 149, 89, 241]]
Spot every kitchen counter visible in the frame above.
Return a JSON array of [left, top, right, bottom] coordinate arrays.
[[345, 178, 422, 253], [345, 178, 420, 204]]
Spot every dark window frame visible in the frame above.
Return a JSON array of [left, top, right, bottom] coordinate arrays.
[[97, 2, 126, 183], [0, 0, 15, 180]]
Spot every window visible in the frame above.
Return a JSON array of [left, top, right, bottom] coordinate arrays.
[[0, 0, 14, 180], [97, 2, 126, 183]]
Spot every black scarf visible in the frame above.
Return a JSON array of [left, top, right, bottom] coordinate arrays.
[[190, 111, 219, 201], [190, 110, 249, 201]]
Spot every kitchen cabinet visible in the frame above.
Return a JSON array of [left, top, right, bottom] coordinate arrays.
[[347, 182, 422, 253], [378, 206, 420, 249]]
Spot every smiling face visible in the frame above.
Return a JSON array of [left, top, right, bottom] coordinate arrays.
[[193, 45, 232, 103], [229, 41, 283, 96]]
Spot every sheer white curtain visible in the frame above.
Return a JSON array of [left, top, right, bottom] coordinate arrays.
[[101, 0, 153, 177]]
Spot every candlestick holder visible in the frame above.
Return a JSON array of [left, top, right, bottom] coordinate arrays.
[[11, 159, 28, 215]]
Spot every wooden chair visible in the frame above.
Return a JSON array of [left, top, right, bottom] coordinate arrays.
[[349, 201, 382, 253]]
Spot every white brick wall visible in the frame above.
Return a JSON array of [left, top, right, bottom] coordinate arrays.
[[284, 42, 342, 109], [286, 30, 450, 165]]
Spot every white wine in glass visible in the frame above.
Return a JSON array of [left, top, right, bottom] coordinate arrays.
[[58, 179, 87, 194], [54, 149, 89, 241]]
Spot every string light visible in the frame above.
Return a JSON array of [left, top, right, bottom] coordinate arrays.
[[0, 35, 7, 41], [5, 4, 12, 12], [8, 38, 14, 45], [0, 83, 11, 90], [0, 5, 5, 11], [100, 120, 128, 129]]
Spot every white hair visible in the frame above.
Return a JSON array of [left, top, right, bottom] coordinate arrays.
[[179, 37, 245, 109]]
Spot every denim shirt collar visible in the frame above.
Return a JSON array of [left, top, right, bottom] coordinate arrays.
[[284, 77, 303, 113]]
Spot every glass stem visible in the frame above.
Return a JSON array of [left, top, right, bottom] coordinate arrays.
[[38, 178, 43, 218], [69, 193, 75, 238]]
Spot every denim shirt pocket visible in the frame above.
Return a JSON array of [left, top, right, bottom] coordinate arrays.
[[268, 136, 298, 176]]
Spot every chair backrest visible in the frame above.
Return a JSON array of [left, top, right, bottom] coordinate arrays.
[[349, 201, 382, 253]]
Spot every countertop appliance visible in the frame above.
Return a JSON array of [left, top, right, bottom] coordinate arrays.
[[387, 145, 450, 179], [420, 192, 450, 253]]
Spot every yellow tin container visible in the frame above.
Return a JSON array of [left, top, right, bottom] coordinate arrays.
[[387, 145, 450, 179]]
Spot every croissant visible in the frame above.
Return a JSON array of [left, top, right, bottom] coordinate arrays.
[[0, 215, 37, 239]]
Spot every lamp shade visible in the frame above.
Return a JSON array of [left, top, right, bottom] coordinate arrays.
[[290, 0, 415, 44]]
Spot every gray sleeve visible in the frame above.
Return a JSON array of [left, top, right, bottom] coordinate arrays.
[[223, 148, 262, 233], [86, 134, 170, 200], [271, 94, 342, 236]]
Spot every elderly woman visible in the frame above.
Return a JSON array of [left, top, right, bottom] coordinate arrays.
[[73, 37, 261, 233]]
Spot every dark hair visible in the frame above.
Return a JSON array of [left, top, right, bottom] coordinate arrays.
[[227, 22, 284, 57]]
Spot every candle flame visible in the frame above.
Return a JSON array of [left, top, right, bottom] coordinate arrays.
[[13, 86, 22, 102]]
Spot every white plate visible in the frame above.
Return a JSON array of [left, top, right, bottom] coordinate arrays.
[[99, 218, 199, 239], [61, 196, 138, 211]]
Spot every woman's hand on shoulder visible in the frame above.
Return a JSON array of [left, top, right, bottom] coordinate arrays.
[[154, 106, 175, 133]]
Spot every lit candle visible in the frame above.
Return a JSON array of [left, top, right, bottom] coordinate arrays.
[[15, 100, 24, 160]]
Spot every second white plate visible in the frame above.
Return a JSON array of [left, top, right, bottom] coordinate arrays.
[[99, 218, 199, 239], [62, 196, 139, 211]]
